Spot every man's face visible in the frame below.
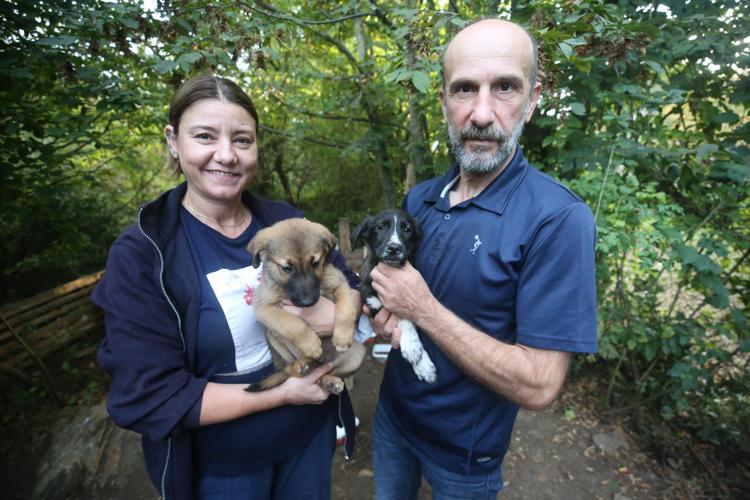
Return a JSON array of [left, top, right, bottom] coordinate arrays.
[[447, 101, 529, 174], [440, 20, 541, 174]]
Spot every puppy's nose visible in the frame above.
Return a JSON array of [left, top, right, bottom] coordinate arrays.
[[386, 243, 402, 255]]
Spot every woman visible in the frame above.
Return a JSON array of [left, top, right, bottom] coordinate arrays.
[[93, 74, 360, 499]]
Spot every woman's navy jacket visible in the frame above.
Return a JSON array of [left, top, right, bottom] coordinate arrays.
[[93, 183, 358, 499]]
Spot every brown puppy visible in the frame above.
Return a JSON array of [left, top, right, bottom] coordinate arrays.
[[245, 218, 364, 394]]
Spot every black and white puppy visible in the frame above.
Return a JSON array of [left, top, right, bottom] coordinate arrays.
[[352, 209, 437, 383]]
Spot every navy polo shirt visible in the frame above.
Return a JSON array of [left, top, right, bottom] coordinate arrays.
[[378, 148, 597, 476]]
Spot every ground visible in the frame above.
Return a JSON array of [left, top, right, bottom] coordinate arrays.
[[1, 342, 743, 499]]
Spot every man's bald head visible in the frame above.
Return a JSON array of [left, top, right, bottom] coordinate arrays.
[[442, 19, 539, 95]]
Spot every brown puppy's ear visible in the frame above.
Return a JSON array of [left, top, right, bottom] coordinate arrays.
[[247, 228, 270, 268], [351, 217, 371, 248], [321, 227, 337, 263]]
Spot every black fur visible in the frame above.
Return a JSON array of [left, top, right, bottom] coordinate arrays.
[[351, 209, 423, 313]]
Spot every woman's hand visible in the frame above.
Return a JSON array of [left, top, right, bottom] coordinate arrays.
[[281, 296, 336, 337], [279, 363, 333, 405]]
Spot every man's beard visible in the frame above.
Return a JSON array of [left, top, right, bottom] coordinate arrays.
[[448, 110, 527, 174]]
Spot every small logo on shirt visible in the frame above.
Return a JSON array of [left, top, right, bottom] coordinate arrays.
[[470, 234, 482, 255]]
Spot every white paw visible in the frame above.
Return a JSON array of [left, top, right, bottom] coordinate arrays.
[[366, 296, 382, 310], [397, 320, 437, 383], [414, 354, 437, 383], [398, 319, 422, 364]]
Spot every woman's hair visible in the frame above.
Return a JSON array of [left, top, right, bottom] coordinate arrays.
[[166, 74, 259, 174]]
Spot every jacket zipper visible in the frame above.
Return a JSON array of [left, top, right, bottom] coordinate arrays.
[[137, 207, 186, 500], [336, 394, 349, 460]]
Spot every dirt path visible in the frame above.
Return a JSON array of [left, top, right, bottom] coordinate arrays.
[[331, 352, 689, 499], [7, 351, 703, 499]]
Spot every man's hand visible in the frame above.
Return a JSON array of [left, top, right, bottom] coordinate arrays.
[[364, 304, 402, 348], [370, 261, 436, 322]]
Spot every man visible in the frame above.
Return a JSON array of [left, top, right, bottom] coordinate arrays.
[[369, 19, 598, 499]]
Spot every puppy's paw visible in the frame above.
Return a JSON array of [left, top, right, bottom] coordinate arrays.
[[398, 319, 423, 364], [332, 327, 354, 352], [414, 353, 437, 383], [290, 357, 312, 377], [297, 334, 323, 360], [366, 296, 382, 311], [319, 375, 345, 394]]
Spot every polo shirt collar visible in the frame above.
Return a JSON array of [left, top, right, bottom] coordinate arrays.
[[423, 147, 529, 215]]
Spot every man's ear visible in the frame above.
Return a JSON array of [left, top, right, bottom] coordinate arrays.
[[524, 82, 542, 123], [439, 88, 447, 121]]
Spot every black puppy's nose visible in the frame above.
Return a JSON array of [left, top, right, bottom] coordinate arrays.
[[386, 243, 402, 255]]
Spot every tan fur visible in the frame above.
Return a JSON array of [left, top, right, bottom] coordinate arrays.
[[246, 218, 364, 393]]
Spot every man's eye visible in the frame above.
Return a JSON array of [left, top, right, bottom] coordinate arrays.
[[195, 133, 211, 140], [456, 84, 473, 93], [498, 82, 513, 92]]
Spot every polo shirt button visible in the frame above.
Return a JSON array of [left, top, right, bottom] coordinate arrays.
[[444, 213, 451, 220]]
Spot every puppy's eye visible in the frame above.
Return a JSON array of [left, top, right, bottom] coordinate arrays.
[[311, 259, 320, 269], [375, 224, 385, 231], [403, 225, 412, 233], [281, 264, 293, 273]]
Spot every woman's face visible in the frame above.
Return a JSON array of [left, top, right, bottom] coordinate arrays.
[[165, 98, 258, 205]]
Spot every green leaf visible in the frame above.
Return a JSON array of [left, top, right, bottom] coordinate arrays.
[[558, 42, 573, 58], [563, 37, 587, 47], [711, 111, 740, 124], [644, 60, 664, 76], [411, 71, 430, 93], [569, 102, 586, 116], [121, 17, 139, 29], [155, 59, 178, 74], [176, 52, 202, 70], [175, 18, 193, 33], [36, 36, 77, 47], [696, 143, 718, 161], [708, 162, 750, 183]]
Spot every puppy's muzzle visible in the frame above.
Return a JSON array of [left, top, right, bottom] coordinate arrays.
[[380, 243, 406, 266], [285, 274, 321, 307]]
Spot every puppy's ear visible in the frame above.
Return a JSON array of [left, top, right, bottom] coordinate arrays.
[[247, 229, 271, 268], [408, 213, 423, 244], [405, 212, 423, 258], [351, 217, 371, 248], [321, 228, 337, 263]]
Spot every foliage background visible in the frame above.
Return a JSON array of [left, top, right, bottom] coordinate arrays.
[[1, 0, 748, 476]]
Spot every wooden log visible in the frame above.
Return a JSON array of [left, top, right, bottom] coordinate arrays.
[[0, 292, 98, 351], [0, 284, 98, 330], [6, 316, 101, 370], [0, 271, 104, 373], [0, 305, 102, 363], [0, 270, 103, 319], [338, 217, 352, 255]]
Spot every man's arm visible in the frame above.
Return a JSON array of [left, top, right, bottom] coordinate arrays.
[[370, 262, 570, 410]]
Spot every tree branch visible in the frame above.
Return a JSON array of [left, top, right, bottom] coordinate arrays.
[[259, 125, 350, 149], [243, 2, 363, 71]]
